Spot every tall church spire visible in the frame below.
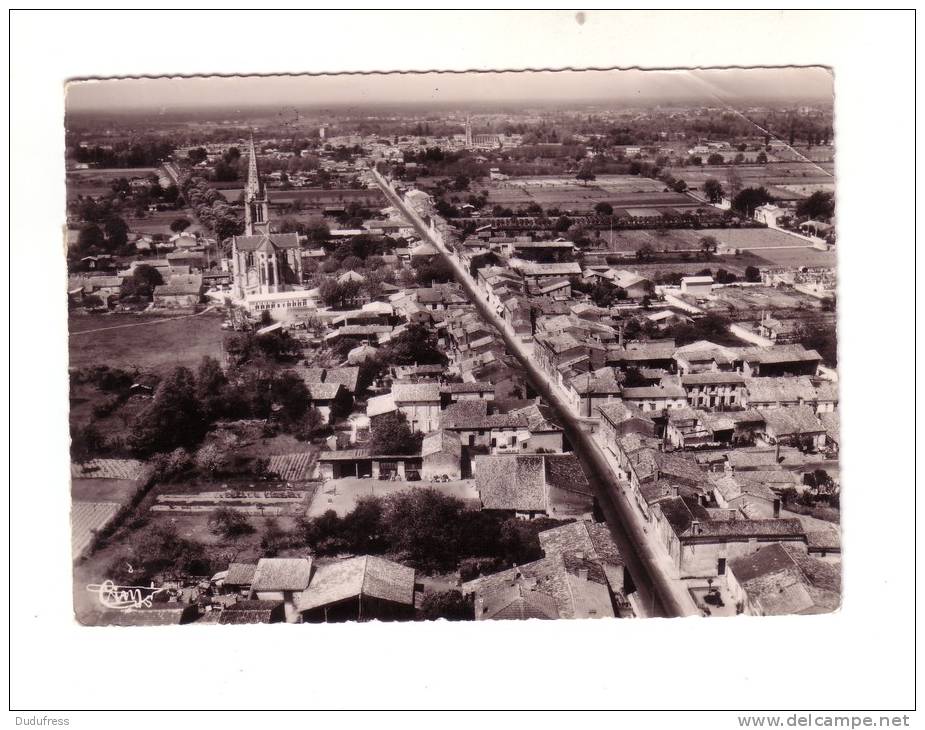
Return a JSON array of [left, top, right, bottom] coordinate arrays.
[[244, 132, 269, 236], [246, 133, 261, 199]]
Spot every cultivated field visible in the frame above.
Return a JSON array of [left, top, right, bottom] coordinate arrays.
[[668, 162, 835, 199], [748, 247, 838, 268], [69, 310, 226, 376], [72, 502, 122, 557], [218, 186, 386, 207], [66, 167, 158, 200], [481, 176, 697, 211]]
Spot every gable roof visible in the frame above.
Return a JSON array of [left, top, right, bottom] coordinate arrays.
[[298, 556, 415, 611], [224, 562, 257, 587], [392, 382, 441, 403], [251, 557, 313, 593], [729, 542, 841, 615], [233, 232, 300, 251]]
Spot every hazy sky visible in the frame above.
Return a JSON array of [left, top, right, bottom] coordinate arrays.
[[66, 67, 833, 112]]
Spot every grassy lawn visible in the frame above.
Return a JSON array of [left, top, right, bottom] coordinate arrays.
[[69, 311, 226, 376]]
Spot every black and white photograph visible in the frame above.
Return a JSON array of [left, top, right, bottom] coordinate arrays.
[[65, 66, 841, 626], [8, 8, 918, 720]]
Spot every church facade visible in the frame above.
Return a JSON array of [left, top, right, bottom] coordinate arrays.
[[230, 136, 303, 300]]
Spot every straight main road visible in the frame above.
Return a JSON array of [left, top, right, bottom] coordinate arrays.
[[375, 171, 699, 618]]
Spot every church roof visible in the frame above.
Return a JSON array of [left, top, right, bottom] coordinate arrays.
[[233, 232, 300, 251]]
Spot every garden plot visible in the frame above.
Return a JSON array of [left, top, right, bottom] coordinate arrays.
[[268, 452, 317, 482], [72, 502, 121, 556], [151, 487, 316, 516]]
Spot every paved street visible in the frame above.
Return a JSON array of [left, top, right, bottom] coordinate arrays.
[[376, 170, 699, 618]]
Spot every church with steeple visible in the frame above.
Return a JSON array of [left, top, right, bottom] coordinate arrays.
[[229, 135, 303, 301]]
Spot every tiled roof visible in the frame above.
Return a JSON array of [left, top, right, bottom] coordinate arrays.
[[218, 600, 284, 624], [233, 232, 300, 251], [298, 556, 415, 611], [392, 382, 441, 403], [477, 583, 559, 620], [476, 454, 546, 512], [740, 344, 822, 364], [367, 393, 397, 417], [224, 562, 257, 587], [729, 543, 840, 615], [441, 400, 489, 429], [760, 405, 825, 437], [538, 520, 623, 568], [323, 366, 360, 394], [746, 376, 817, 404], [681, 372, 746, 386], [251, 557, 313, 593], [307, 382, 343, 401], [544, 454, 591, 495], [421, 429, 462, 458]]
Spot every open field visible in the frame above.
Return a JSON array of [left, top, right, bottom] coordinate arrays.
[[748, 247, 838, 268], [69, 310, 226, 376], [124, 209, 207, 237]]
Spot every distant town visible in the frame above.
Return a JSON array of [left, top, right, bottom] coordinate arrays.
[[67, 84, 839, 624]]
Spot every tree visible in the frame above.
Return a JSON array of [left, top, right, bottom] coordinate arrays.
[[576, 167, 596, 185], [796, 191, 835, 221], [672, 179, 688, 193], [796, 321, 837, 367], [71, 422, 104, 464], [732, 187, 775, 217], [104, 216, 129, 250], [756, 151, 768, 164], [128, 264, 164, 297], [419, 590, 473, 621], [209, 507, 255, 539], [707, 153, 725, 165], [699, 236, 719, 255], [380, 323, 446, 366], [468, 251, 501, 277], [703, 178, 724, 204], [369, 411, 422, 456], [636, 244, 655, 262], [170, 217, 191, 233], [744, 265, 761, 283], [318, 279, 347, 308], [382, 488, 466, 571], [195, 443, 228, 475], [594, 201, 614, 216], [129, 366, 206, 455], [76, 224, 105, 253]]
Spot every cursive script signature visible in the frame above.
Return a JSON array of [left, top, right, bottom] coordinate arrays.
[[86, 580, 168, 610]]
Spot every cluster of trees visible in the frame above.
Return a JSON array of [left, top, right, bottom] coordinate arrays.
[[118, 263, 164, 303], [181, 176, 243, 241], [796, 191, 835, 221], [369, 411, 423, 456], [412, 256, 455, 285], [663, 312, 741, 347], [280, 488, 570, 573], [126, 336, 338, 455], [731, 186, 776, 217], [72, 139, 173, 168], [73, 217, 130, 256]]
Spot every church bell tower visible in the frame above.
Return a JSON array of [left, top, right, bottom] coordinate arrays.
[[244, 134, 270, 236]]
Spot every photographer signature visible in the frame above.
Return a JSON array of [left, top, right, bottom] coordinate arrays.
[[86, 580, 168, 610]]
